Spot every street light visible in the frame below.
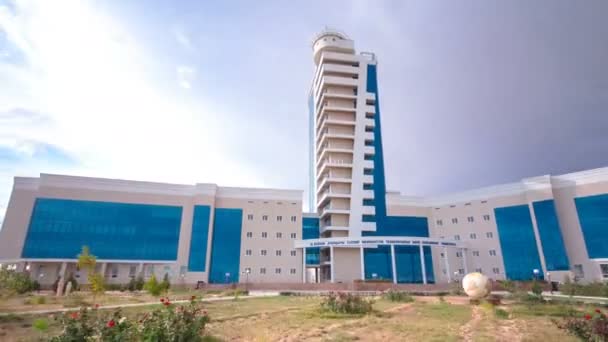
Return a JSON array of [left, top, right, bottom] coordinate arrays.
[[242, 269, 250, 292], [533, 269, 540, 281]]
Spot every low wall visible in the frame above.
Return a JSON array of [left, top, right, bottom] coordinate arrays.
[[199, 282, 452, 292]]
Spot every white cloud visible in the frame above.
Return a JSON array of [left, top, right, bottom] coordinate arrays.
[[172, 27, 193, 50], [177, 65, 196, 89], [0, 0, 266, 224]]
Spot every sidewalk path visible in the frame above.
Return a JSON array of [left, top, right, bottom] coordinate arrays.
[[0, 291, 279, 317]]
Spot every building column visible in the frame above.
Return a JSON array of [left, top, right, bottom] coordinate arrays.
[[56, 262, 68, 296], [462, 248, 468, 274], [390, 245, 397, 284], [137, 263, 144, 278], [444, 247, 451, 283], [360, 246, 365, 281], [329, 246, 335, 283], [527, 203, 548, 277], [100, 263, 107, 277], [302, 247, 307, 284], [419, 244, 427, 285]]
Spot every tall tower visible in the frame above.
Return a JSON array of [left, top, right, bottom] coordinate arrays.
[[309, 30, 381, 239]]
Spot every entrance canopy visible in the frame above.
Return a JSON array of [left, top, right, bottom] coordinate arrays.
[[294, 236, 467, 249]]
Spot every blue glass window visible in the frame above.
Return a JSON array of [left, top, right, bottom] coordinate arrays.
[[363, 199, 375, 206], [302, 217, 320, 265], [575, 194, 608, 259], [364, 168, 374, 175], [532, 200, 569, 271], [364, 140, 374, 146], [188, 205, 211, 272], [364, 154, 374, 161], [365, 126, 374, 132], [494, 204, 543, 280], [208, 208, 243, 283], [362, 214, 376, 222], [363, 183, 374, 190], [22, 198, 182, 260]]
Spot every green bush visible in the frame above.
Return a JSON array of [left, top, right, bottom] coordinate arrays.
[[497, 279, 516, 293], [33, 318, 49, 332], [135, 276, 145, 291], [160, 273, 171, 293], [106, 283, 127, 291], [0, 270, 39, 294], [144, 275, 163, 296], [559, 277, 608, 298], [531, 280, 543, 296], [50, 297, 210, 341], [555, 308, 608, 341], [383, 290, 414, 303], [321, 292, 374, 315]]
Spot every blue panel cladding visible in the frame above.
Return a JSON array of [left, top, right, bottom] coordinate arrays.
[[494, 204, 543, 280], [208, 208, 243, 284], [362, 64, 434, 283], [302, 217, 320, 265], [395, 246, 435, 284], [22, 198, 182, 260], [364, 245, 392, 280], [188, 205, 211, 272], [366, 64, 387, 221], [532, 200, 570, 271], [575, 193, 608, 259]]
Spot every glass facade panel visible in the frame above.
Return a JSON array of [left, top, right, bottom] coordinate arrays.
[[302, 217, 320, 265], [22, 198, 182, 260], [494, 204, 542, 280], [575, 194, 608, 259], [361, 64, 433, 283], [532, 200, 569, 271], [208, 208, 243, 284], [188, 205, 211, 272]]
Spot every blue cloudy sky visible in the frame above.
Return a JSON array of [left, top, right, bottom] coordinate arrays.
[[0, 0, 607, 222]]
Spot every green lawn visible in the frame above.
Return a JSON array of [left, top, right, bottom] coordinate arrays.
[[0, 294, 584, 341]]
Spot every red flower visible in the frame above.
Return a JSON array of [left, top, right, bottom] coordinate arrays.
[[191, 295, 196, 301], [70, 312, 79, 319], [596, 309, 602, 314], [160, 298, 165, 303], [95, 304, 100, 309], [163, 301, 171, 306], [585, 314, 592, 320], [203, 310, 208, 315], [107, 319, 115, 328]]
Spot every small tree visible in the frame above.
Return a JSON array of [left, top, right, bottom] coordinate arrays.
[[160, 273, 171, 293], [77, 246, 104, 298], [531, 280, 543, 296], [144, 275, 162, 296]]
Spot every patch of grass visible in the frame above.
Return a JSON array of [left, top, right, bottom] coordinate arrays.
[[0, 314, 24, 323], [494, 307, 509, 319], [511, 303, 579, 318], [62, 293, 90, 308]]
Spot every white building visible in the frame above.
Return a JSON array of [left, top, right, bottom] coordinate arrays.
[[1, 30, 607, 286]]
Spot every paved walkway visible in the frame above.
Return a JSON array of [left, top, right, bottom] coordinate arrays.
[[542, 291, 608, 304], [0, 291, 279, 317]]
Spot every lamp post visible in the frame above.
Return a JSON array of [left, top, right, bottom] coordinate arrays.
[[242, 269, 250, 293], [533, 269, 540, 281]]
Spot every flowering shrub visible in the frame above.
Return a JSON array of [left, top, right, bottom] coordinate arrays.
[[555, 308, 608, 341], [321, 292, 374, 314], [49, 296, 210, 341], [383, 290, 414, 303]]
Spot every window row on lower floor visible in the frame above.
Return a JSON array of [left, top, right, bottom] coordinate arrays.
[[243, 267, 297, 275]]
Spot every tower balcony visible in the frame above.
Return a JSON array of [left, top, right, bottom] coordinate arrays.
[[318, 160, 353, 177], [317, 132, 355, 148], [316, 148, 353, 168], [314, 76, 359, 100], [317, 190, 351, 207], [317, 176, 352, 193]]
